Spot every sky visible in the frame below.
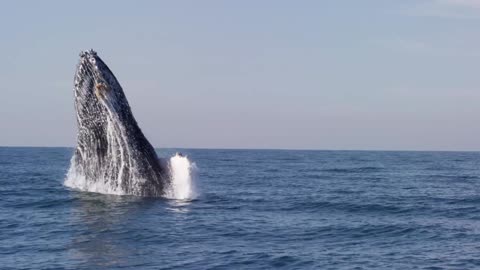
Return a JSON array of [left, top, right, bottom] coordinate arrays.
[[1, 0, 480, 151]]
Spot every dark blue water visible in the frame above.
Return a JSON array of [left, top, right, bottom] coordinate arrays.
[[1, 147, 480, 269]]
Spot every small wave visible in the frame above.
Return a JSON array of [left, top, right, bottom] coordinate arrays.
[[427, 174, 479, 182], [322, 166, 383, 173], [281, 199, 410, 215]]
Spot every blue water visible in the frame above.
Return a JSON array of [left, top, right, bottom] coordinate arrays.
[[1, 147, 480, 269]]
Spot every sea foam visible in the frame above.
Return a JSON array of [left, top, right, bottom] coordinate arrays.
[[64, 152, 198, 200], [165, 153, 198, 200]]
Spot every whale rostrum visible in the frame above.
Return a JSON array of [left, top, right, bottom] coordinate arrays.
[[68, 49, 169, 196]]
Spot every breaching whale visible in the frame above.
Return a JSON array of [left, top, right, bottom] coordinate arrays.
[[67, 49, 169, 197]]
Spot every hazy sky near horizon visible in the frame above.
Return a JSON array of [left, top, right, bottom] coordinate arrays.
[[1, 0, 480, 150]]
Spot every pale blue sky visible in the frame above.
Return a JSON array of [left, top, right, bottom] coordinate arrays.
[[1, 0, 480, 150]]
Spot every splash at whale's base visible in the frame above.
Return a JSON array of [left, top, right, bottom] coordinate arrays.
[[65, 153, 198, 200], [164, 154, 198, 200]]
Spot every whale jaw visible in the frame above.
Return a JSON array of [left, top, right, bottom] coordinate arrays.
[[69, 49, 168, 197]]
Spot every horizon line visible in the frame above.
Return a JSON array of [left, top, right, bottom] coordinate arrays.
[[0, 145, 479, 153]]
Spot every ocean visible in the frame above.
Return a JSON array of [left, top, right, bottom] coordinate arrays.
[[1, 147, 480, 269]]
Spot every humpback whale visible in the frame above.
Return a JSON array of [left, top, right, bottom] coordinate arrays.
[[68, 49, 169, 197]]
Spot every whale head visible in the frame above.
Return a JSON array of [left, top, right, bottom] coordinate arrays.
[[74, 49, 129, 130], [70, 49, 168, 196]]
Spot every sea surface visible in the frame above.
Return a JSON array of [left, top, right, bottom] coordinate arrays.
[[1, 147, 480, 269]]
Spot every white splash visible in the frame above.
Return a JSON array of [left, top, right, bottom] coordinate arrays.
[[165, 153, 198, 200], [64, 160, 126, 195], [64, 152, 199, 199]]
